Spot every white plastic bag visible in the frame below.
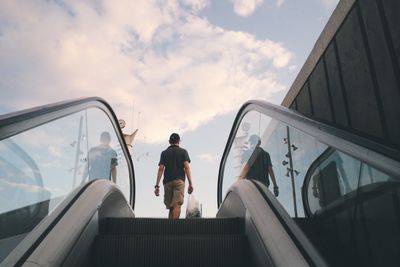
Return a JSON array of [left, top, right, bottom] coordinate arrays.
[[185, 194, 201, 218]]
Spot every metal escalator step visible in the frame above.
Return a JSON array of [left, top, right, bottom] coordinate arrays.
[[92, 234, 247, 267], [100, 218, 245, 236]]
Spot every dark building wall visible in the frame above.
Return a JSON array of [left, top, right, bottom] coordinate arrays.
[[324, 42, 349, 127], [286, 0, 400, 150]]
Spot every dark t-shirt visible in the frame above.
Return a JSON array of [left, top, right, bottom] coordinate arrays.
[[159, 145, 191, 184], [242, 147, 272, 186], [88, 145, 118, 180]]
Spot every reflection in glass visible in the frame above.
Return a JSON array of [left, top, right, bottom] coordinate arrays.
[[287, 126, 327, 217], [222, 111, 272, 198], [86, 108, 130, 199], [0, 107, 131, 263], [239, 134, 278, 196], [240, 135, 273, 184], [82, 132, 118, 183], [221, 109, 400, 266], [0, 139, 48, 214]]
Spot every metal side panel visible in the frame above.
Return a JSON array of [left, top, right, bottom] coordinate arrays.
[[217, 180, 327, 267], [4, 180, 135, 267]]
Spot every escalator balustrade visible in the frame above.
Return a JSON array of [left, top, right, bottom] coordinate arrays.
[[0, 98, 134, 265], [219, 101, 400, 267]]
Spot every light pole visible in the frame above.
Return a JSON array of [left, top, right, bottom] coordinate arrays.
[[283, 126, 299, 218]]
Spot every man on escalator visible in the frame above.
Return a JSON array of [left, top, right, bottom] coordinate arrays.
[[154, 133, 194, 219], [240, 135, 279, 197]]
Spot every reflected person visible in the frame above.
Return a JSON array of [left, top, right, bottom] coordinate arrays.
[[240, 135, 279, 196], [82, 132, 118, 183]]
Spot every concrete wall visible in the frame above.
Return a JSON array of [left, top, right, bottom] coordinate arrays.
[[282, 0, 400, 150]]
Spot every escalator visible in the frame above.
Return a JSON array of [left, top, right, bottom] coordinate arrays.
[[92, 218, 248, 267], [0, 98, 399, 267]]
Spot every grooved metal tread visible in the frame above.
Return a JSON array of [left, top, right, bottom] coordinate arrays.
[[100, 217, 245, 235], [92, 234, 248, 267]]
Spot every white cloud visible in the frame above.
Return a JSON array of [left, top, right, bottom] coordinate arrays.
[[0, 0, 293, 143], [289, 65, 298, 72], [321, 0, 339, 9], [276, 0, 284, 8], [48, 145, 63, 158], [197, 153, 220, 163], [180, 0, 210, 12], [228, 0, 264, 17]]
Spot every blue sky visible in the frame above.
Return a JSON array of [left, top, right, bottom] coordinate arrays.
[[0, 0, 339, 217]]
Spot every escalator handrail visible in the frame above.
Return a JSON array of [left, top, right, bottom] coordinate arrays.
[[0, 97, 135, 207], [218, 99, 400, 205]]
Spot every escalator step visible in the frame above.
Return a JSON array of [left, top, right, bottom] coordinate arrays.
[[92, 234, 247, 267], [100, 218, 245, 235]]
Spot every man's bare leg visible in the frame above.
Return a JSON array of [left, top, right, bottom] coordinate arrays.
[[171, 206, 181, 219], [168, 208, 173, 219]]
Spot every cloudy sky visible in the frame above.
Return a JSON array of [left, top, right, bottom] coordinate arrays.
[[0, 0, 339, 217]]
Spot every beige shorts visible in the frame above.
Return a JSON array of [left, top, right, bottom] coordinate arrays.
[[164, 179, 185, 209]]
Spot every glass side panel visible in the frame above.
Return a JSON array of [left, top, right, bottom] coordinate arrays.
[[287, 127, 327, 216], [305, 150, 361, 214], [86, 108, 131, 199], [0, 107, 131, 263], [222, 111, 269, 199], [221, 110, 400, 266]]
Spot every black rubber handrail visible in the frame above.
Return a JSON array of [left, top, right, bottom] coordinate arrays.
[[218, 100, 400, 206], [0, 97, 135, 207]]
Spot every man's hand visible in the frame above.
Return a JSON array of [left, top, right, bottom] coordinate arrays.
[[273, 186, 279, 197], [188, 184, 194, 194], [154, 186, 160, 196]]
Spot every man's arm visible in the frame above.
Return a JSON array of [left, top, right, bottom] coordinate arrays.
[[111, 166, 117, 183], [184, 161, 193, 194], [269, 166, 277, 187], [269, 166, 279, 197], [81, 162, 89, 184], [154, 165, 165, 196], [111, 155, 118, 183], [238, 163, 249, 179]]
